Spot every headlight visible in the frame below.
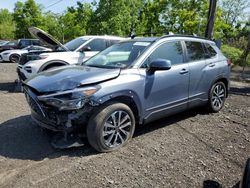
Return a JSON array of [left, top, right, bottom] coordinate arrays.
[[3, 52, 10, 55], [38, 86, 100, 110]]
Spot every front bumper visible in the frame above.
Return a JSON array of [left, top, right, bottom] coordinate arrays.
[[24, 86, 93, 132]]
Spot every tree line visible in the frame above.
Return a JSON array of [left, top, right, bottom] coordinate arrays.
[[0, 0, 249, 66]]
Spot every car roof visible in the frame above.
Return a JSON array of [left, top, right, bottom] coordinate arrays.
[[124, 35, 214, 44], [77, 35, 125, 40]]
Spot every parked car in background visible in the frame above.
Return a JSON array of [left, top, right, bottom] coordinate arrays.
[[17, 27, 124, 81], [0, 45, 51, 63], [23, 35, 231, 152], [0, 40, 9, 46], [0, 39, 42, 53]]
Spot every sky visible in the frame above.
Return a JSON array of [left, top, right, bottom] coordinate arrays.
[[0, 0, 249, 14], [0, 0, 93, 13]]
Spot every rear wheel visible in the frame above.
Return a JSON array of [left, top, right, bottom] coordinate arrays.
[[87, 102, 135, 152], [207, 81, 226, 112], [9, 54, 20, 63]]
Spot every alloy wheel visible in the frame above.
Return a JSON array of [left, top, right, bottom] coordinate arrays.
[[211, 83, 225, 110], [103, 110, 132, 148]]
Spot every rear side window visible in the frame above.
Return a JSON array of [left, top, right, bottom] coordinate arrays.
[[204, 43, 217, 58], [32, 40, 40, 46], [185, 41, 206, 61], [87, 39, 107, 51], [141, 41, 183, 68], [108, 40, 120, 47]]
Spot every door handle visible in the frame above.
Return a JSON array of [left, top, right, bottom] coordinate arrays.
[[179, 68, 189, 74], [208, 63, 215, 67]]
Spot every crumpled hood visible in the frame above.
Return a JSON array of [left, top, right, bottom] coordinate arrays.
[[24, 65, 120, 93]]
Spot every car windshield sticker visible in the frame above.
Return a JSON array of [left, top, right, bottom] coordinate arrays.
[[133, 42, 151, 46]]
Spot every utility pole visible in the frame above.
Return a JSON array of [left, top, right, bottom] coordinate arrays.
[[205, 0, 217, 39]]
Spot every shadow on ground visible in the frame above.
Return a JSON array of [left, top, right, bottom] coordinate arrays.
[[202, 180, 240, 188], [0, 81, 21, 93], [230, 86, 250, 96], [0, 115, 98, 161], [0, 107, 207, 161]]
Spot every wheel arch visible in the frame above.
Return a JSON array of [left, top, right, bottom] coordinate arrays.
[[95, 91, 143, 124], [212, 77, 229, 97], [38, 60, 69, 72]]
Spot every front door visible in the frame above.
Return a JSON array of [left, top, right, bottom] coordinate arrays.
[[139, 41, 189, 122]]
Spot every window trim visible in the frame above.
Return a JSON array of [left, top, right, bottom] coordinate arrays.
[[139, 40, 186, 69]]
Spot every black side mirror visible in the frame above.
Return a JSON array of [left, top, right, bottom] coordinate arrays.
[[147, 59, 171, 73], [241, 158, 250, 188], [80, 46, 91, 52]]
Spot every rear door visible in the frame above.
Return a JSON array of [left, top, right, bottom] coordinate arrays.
[[185, 41, 218, 105]]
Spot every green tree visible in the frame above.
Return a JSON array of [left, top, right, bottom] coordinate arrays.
[[91, 0, 143, 36], [0, 9, 15, 39], [13, 0, 43, 38]]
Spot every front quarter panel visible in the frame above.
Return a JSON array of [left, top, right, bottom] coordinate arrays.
[[92, 68, 145, 122]]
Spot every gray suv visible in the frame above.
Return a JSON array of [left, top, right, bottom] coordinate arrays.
[[23, 35, 230, 152]]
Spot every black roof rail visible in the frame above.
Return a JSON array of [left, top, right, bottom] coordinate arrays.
[[129, 32, 172, 39]]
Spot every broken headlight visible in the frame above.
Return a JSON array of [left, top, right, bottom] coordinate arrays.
[[38, 86, 100, 110]]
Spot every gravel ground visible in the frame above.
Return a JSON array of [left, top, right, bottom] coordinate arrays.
[[0, 63, 249, 188]]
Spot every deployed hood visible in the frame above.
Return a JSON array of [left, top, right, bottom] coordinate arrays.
[[24, 65, 120, 93], [28, 27, 69, 51]]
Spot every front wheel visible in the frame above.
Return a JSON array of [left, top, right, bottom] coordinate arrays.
[[87, 102, 135, 152], [9, 54, 20, 63], [207, 81, 227, 112]]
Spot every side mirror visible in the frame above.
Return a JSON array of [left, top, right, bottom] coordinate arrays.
[[80, 46, 91, 52], [147, 59, 171, 73], [241, 158, 250, 188]]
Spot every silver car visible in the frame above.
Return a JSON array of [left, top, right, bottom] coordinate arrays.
[[23, 35, 231, 152]]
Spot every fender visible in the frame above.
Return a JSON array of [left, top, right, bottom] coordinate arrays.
[[93, 90, 143, 123], [209, 74, 229, 97], [38, 60, 69, 73]]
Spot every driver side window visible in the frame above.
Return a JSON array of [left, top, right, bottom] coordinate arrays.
[[141, 41, 184, 68], [87, 39, 107, 51]]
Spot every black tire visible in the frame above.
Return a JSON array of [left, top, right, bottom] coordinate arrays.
[[9, 54, 20, 63], [207, 81, 227, 112], [87, 102, 135, 152]]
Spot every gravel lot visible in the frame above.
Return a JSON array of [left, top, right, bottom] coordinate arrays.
[[0, 63, 249, 188]]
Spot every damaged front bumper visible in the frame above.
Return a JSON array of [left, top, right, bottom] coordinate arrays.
[[24, 86, 97, 132]]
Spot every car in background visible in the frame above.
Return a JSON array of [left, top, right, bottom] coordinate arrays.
[[0, 40, 9, 46], [23, 35, 230, 152], [0, 45, 51, 63], [0, 39, 42, 53], [17, 27, 124, 81]]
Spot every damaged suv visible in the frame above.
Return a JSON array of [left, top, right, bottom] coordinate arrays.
[[23, 35, 230, 152]]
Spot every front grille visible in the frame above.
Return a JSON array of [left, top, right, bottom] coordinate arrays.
[[24, 87, 46, 117], [19, 53, 28, 65], [17, 68, 27, 81]]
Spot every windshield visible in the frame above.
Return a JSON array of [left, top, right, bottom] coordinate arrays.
[[84, 41, 152, 68], [64, 38, 87, 51]]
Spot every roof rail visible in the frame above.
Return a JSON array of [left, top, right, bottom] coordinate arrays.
[[130, 32, 174, 39], [159, 34, 213, 42]]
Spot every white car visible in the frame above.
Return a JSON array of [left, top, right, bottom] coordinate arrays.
[[0, 45, 51, 63], [17, 27, 124, 81]]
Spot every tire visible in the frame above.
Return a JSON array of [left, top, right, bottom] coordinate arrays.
[[9, 54, 20, 63], [87, 102, 135, 152], [207, 81, 227, 112]]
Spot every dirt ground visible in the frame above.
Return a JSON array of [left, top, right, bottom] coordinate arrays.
[[0, 63, 249, 188]]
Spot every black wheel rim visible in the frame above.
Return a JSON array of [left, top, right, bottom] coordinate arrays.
[[102, 110, 132, 148]]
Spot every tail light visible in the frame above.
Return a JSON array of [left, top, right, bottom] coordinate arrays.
[[227, 59, 232, 66]]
